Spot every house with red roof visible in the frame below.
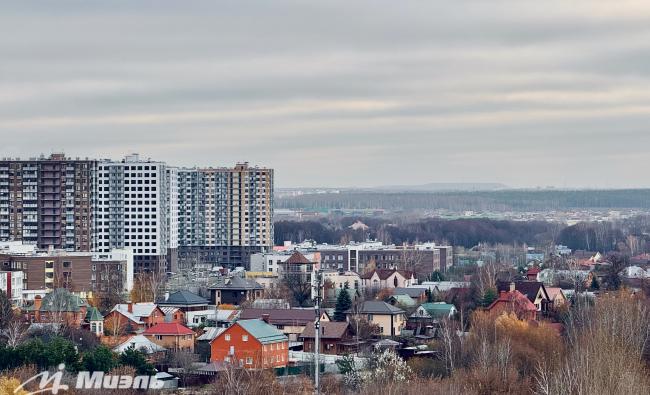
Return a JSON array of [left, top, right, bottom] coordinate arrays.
[[143, 322, 195, 352], [487, 286, 538, 321]]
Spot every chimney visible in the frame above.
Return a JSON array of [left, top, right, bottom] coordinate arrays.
[[34, 295, 42, 311], [261, 314, 270, 323], [127, 301, 133, 313], [509, 282, 516, 292]]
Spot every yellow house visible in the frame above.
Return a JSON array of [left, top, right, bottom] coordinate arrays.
[[347, 301, 405, 337]]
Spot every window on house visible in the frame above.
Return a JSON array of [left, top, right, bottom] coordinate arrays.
[[246, 357, 253, 365], [242, 335, 248, 342], [225, 334, 231, 341]]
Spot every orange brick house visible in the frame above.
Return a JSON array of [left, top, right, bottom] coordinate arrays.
[[143, 322, 195, 352], [103, 302, 166, 335], [26, 288, 89, 328], [210, 319, 289, 369]]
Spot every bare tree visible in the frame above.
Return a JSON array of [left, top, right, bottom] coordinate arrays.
[[2, 314, 25, 347]]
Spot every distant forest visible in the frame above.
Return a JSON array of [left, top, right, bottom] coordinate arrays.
[[275, 216, 650, 254], [276, 189, 650, 212]]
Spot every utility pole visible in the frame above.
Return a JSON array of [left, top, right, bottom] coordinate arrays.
[[312, 269, 322, 395]]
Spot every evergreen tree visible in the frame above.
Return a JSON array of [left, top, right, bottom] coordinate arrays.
[[333, 282, 353, 322], [482, 288, 498, 307], [590, 276, 600, 291], [119, 347, 155, 375]]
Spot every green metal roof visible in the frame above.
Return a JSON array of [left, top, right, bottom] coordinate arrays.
[[85, 306, 103, 321], [420, 303, 455, 319], [38, 288, 88, 312], [237, 319, 288, 344]]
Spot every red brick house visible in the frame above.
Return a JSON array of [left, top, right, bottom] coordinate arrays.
[[143, 322, 195, 352], [104, 302, 166, 334], [210, 319, 288, 369], [487, 289, 537, 321]]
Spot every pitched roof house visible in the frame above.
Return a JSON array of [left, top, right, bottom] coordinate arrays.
[[360, 269, 417, 290], [497, 281, 551, 313], [208, 277, 264, 306], [299, 321, 356, 354], [487, 289, 537, 321], [347, 301, 406, 337], [239, 308, 330, 341], [159, 290, 210, 312], [26, 288, 89, 328], [143, 322, 195, 352], [113, 334, 167, 355], [104, 302, 166, 334], [210, 319, 289, 369]]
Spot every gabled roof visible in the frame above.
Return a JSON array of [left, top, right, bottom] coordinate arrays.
[[197, 327, 226, 341], [239, 308, 319, 326], [143, 322, 194, 336], [111, 303, 161, 324], [208, 276, 264, 290], [419, 303, 455, 319], [389, 294, 416, 307], [113, 335, 167, 354], [233, 319, 288, 345], [393, 287, 426, 298], [360, 269, 414, 280], [497, 281, 549, 303], [488, 290, 537, 312], [160, 306, 181, 316], [284, 251, 313, 265], [545, 287, 566, 301], [159, 290, 209, 306], [300, 322, 350, 340], [351, 301, 405, 315]]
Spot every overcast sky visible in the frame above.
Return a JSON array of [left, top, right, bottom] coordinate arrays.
[[2, 1, 650, 188]]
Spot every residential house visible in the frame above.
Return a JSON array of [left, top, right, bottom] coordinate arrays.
[[186, 308, 240, 329], [160, 307, 186, 324], [300, 321, 357, 355], [26, 288, 89, 328], [497, 281, 551, 314], [159, 290, 210, 312], [392, 287, 427, 303], [360, 269, 417, 290], [347, 301, 406, 337], [113, 334, 167, 358], [208, 276, 264, 305], [104, 302, 166, 334], [278, 251, 315, 282], [545, 287, 567, 308], [197, 327, 226, 362], [407, 303, 457, 337], [239, 308, 330, 341], [210, 319, 289, 369], [487, 289, 537, 321], [388, 294, 417, 308], [143, 322, 195, 352]]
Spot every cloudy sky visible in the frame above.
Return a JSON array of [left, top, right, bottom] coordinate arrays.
[[2, 1, 650, 188]]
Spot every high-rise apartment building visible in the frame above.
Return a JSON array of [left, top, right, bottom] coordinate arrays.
[[0, 154, 96, 251], [94, 154, 178, 274], [176, 163, 273, 269], [0, 153, 273, 273]]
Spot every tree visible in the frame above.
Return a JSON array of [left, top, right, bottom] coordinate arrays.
[[481, 288, 497, 307], [589, 276, 600, 291], [119, 346, 155, 375], [429, 271, 445, 282], [333, 283, 352, 322], [0, 291, 13, 332], [130, 272, 166, 303], [82, 346, 116, 372]]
